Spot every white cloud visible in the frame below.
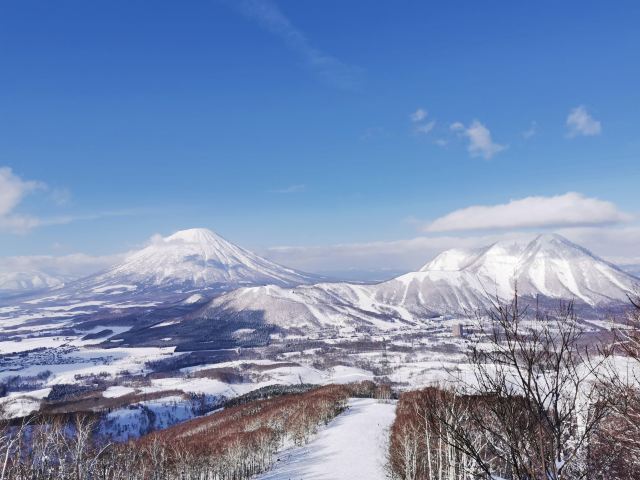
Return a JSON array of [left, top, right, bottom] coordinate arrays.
[[423, 192, 632, 233], [0, 167, 44, 233], [452, 120, 506, 159], [410, 108, 427, 122], [410, 108, 435, 135], [231, 0, 362, 89], [415, 120, 436, 135], [263, 234, 507, 274], [566, 106, 601, 137], [0, 166, 149, 234], [0, 167, 42, 217], [0, 253, 123, 280]]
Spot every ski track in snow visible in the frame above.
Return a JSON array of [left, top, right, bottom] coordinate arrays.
[[256, 398, 396, 480]]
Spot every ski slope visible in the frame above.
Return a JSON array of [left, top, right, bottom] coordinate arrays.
[[257, 398, 396, 480]]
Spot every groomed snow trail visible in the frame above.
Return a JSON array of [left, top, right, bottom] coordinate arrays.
[[256, 398, 396, 480]]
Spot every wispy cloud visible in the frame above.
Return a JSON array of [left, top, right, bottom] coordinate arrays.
[[0, 252, 124, 280], [0, 166, 150, 234], [36, 209, 151, 228], [566, 105, 601, 137], [50, 187, 72, 206], [0, 167, 44, 233], [423, 192, 632, 233], [410, 108, 427, 122], [415, 120, 436, 135], [410, 108, 436, 135], [264, 235, 504, 273], [451, 120, 507, 159], [229, 0, 362, 89], [522, 121, 537, 139], [270, 184, 306, 194]]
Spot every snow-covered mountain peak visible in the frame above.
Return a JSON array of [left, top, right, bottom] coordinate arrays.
[[87, 228, 319, 291], [165, 227, 226, 245], [381, 233, 639, 312], [420, 248, 477, 272], [521, 233, 594, 261]]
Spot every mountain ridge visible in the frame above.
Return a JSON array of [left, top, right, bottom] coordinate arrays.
[[194, 233, 639, 334]]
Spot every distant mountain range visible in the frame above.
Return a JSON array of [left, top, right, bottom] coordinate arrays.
[[0, 270, 67, 294], [194, 233, 639, 334], [1, 229, 638, 342]]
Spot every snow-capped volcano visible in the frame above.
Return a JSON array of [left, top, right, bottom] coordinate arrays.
[[89, 228, 318, 291]]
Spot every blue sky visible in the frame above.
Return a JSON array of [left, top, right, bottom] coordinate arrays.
[[1, 1, 639, 276]]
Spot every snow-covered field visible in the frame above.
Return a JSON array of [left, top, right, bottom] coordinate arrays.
[[256, 398, 396, 480]]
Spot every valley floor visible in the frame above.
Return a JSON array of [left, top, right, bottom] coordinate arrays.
[[255, 398, 396, 480]]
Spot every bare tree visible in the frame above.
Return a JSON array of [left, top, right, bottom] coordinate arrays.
[[595, 295, 640, 478], [390, 294, 614, 480]]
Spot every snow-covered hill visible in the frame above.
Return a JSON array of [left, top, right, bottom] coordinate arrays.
[[197, 234, 639, 332], [0, 270, 66, 294]]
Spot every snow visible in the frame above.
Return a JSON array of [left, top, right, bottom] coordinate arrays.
[[103, 386, 136, 398], [151, 320, 179, 328], [106, 302, 159, 309], [0, 388, 52, 418], [40, 301, 106, 311], [0, 345, 174, 385], [256, 398, 396, 480], [91, 284, 137, 293], [183, 293, 205, 304]]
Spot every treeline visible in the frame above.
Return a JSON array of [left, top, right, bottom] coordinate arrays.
[[389, 296, 640, 479], [0, 382, 386, 479]]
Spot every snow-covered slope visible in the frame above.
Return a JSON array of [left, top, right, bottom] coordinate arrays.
[[79, 228, 318, 293], [256, 398, 395, 480], [204, 281, 423, 332], [198, 234, 639, 331]]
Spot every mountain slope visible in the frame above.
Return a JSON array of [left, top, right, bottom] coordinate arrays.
[[87, 228, 317, 292], [195, 234, 639, 333]]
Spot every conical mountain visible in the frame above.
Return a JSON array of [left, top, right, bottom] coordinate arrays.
[[89, 228, 318, 291]]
